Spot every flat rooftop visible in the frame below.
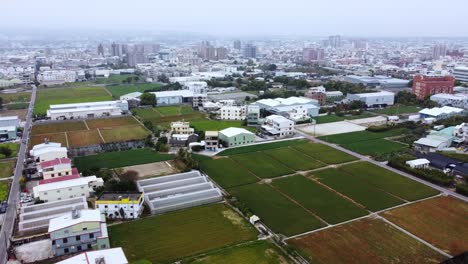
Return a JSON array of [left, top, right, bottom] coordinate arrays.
[[97, 192, 143, 201]]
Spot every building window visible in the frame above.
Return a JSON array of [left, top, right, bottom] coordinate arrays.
[[87, 244, 92, 249], [83, 227, 87, 231], [52, 240, 56, 245], [101, 244, 106, 249], [63, 238, 68, 244], [89, 233, 94, 239], [64, 248, 69, 254], [76, 235, 80, 241], [77, 245, 82, 251]]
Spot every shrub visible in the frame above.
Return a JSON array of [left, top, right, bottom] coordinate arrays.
[[455, 184, 468, 196]]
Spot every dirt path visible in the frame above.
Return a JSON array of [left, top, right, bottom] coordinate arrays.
[[97, 128, 106, 143]]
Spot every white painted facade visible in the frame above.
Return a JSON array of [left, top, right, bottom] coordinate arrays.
[[219, 105, 246, 120], [261, 115, 295, 138], [33, 176, 103, 202], [47, 101, 128, 120]]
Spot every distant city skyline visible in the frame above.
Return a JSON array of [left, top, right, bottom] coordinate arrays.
[[2, 0, 468, 37]]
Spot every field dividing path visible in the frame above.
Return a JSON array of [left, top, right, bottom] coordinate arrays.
[[84, 120, 90, 130], [97, 129, 106, 143], [297, 130, 468, 203]]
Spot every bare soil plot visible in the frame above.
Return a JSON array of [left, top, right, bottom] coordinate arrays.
[[99, 125, 150, 143], [30, 132, 68, 148], [121, 161, 178, 178], [67, 129, 103, 147], [381, 196, 468, 256], [289, 217, 447, 264], [31, 121, 87, 134], [0, 109, 27, 120], [85, 116, 138, 128]]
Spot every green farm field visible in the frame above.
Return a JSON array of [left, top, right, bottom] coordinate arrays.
[[34, 87, 112, 115], [371, 105, 421, 115], [272, 175, 368, 224], [0, 142, 19, 159], [74, 148, 174, 171], [109, 203, 257, 264], [229, 183, 325, 236], [292, 143, 357, 164], [183, 240, 292, 264], [217, 139, 307, 156], [230, 152, 294, 178], [311, 168, 404, 211], [0, 160, 15, 179], [200, 158, 258, 189], [289, 217, 446, 264], [0, 92, 31, 103], [341, 138, 408, 156], [263, 147, 325, 171], [318, 128, 407, 145], [94, 74, 138, 84], [339, 162, 439, 201]]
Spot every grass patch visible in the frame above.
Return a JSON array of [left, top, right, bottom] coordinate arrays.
[[311, 168, 404, 211], [67, 130, 103, 147], [183, 240, 292, 264], [99, 125, 150, 143], [339, 162, 439, 201], [0, 160, 15, 178], [73, 148, 174, 170], [200, 158, 258, 189], [109, 203, 257, 264], [272, 175, 368, 224], [0, 92, 31, 103], [157, 106, 181, 116], [319, 128, 407, 145], [230, 183, 325, 236], [34, 87, 112, 115], [289, 217, 446, 264], [85, 117, 139, 128], [292, 143, 357, 164], [0, 181, 8, 201], [94, 74, 138, 84], [230, 152, 294, 178], [381, 196, 468, 256], [0, 143, 19, 159], [32, 121, 87, 134], [371, 105, 421, 115], [217, 139, 308, 156], [263, 147, 325, 171], [105, 83, 162, 98], [6, 102, 28, 110], [342, 138, 408, 156]]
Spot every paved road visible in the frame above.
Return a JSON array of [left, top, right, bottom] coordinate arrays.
[[297, 131, 468, 203], [0, 85, 36, 264]]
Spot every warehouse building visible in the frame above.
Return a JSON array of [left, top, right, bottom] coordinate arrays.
[[430, 93, 468, 109], [419, 106, 465, 120], [346, 91, 395, 107], [453, 66, 468, 83], [342, 75, 409, 89], [30, 142, 68, 162], [47, 100, 129, 120], [218, 127, 255, 147], [0, 116, 20, 128], [96, 192, 144, 219], [0, 126, 16, 141], [137, 171, 222, 214], [17, 197, 88, 237]]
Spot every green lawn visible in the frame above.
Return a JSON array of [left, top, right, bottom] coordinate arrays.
[[200, 158, 258, 189], [156, 106, 182, 116], [217, 139, 308, 156], [272, 175, 368, 224], [95, 74, 138, 84], [0, 160, 15, 179], [342, 139, 408, 156], [311, 168, 404, 211], [339, 162, 439, 201], [34, 87, 112, 115], [318, 128, 407, 145], [109, 203, 257, 264], [263, 147, 325, 171], [105, 83, 162, 98], [0, 92, 31, 103], [313, 113, 376, 124], [292, 143, 357, 164], [230, 152, 295, 178], [191, 120, 255, 132], [73, 149, 174, 171], [371, 105, 421, 115], [0, 181, 8, 201], [183, 240, 292, 264], [230, 183, 325, 236], [0, 143, 19, 159]]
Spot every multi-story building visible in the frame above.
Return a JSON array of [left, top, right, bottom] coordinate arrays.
[[246, 104, 260, 126], [328, 35, 342, 48], [38, 157, 75, 180], [33, 176, 103, 202], [453, 66, 468, 83], [47, 100, 129, 120], [243, 44, 257, 58], [431, 93, 468, 109], [216, 47, 228, 60], [233, 40, 242, 50], [37, 70, 77, 86], [95, 192, 144, 219], [49, 209, 110, 256], [219, 105, 246, 120], [170, 121, 195, 135], [346, 91, 395, 107], [97, 43, 104, 57], [260, 115, 295, 138], [412, 75, 455, 100], [111, 42, 121, 57], [218, 127, 255, 147], [204, 131, 219, 151], [305, 87, 327, 105], [302, 48, 325, 62], [432, 44, 447, 59]]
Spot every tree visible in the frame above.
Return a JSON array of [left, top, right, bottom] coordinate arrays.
[[158, 74, 169, 83], [175, 148, 198, 172], [126, 76, 134, 83], [140, 93, 156, 106], [119, 170, 139, 182], [0, 146, 12, 158]]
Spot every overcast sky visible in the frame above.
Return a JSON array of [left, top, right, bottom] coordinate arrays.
[[2, 0, 468, 37]]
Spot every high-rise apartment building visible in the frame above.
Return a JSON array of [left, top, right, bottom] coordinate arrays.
[[432, 44, 447, 59], [412, 75, 455, 99], [111, 42, 121, 57], [233, 40, 242, 50], [97, 43, 104, 57], [302, 48, 325, 62], [243, 44, 257, 58], [453, 66, 468, 83], [216, 47, 228, 60], [328, 35, 342, 48]]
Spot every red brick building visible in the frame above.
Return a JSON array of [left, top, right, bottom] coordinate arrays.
[[412, 75, 455, 100]]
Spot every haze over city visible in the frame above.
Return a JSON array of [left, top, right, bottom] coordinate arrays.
[[2, 0, 468, 37]]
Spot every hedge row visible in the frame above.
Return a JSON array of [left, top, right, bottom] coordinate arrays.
[[388, 156, 453, 187]]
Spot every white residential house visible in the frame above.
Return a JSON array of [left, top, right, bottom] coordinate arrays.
[[56, 247, 128, 264], [406, 159, 430, 169], [219, 105, 246, 120], [47, 100, 129, 120], [30, 142, 68, 162], [38, 157, 75, 180], [170, 121, 194, 135], [95, 192, 144, 219], [0, 116, 20, 128], [33, 176, 103, 202], [260, 115, 295, 138]]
